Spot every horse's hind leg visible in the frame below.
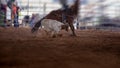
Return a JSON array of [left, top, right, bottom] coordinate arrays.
[[68, 22, 76, 36]]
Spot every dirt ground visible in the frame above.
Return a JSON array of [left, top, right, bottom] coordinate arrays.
[[0, 27, 120, 68]]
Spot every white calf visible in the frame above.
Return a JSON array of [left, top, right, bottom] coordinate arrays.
[[41, 19, 64, 37]]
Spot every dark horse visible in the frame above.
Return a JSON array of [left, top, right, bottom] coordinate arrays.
[[32, 0, 79, 36]]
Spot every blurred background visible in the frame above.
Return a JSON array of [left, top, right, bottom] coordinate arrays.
[[0, 0, 120, 30]]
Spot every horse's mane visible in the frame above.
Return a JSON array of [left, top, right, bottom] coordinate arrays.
[[70, 0, 79, 17]]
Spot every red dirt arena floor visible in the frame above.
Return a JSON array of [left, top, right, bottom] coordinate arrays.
[[0, 27, 120, 68]]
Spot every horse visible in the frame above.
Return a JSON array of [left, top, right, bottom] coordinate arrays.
[[31, 0, 79, 36], [41, 19, 64, 38]]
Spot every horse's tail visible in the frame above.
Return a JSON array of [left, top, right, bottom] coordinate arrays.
[[31, 17, 45, 33]]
